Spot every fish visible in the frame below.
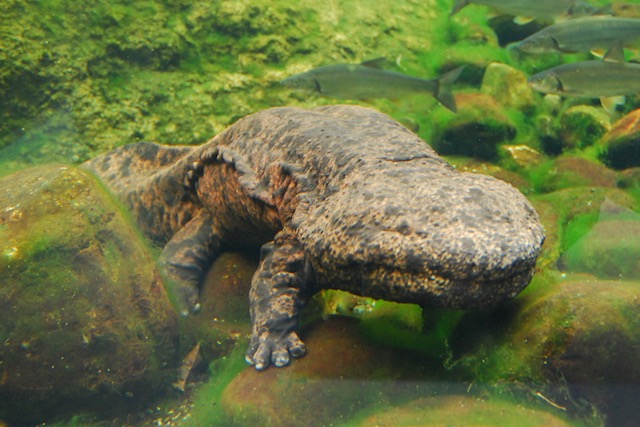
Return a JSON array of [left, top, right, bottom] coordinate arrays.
[[516, 16, 640, 54], [173, 342, 201, 393], [527, 43, 640, 111], [450, 0, 596, 22], [280, 58, 464, 112]]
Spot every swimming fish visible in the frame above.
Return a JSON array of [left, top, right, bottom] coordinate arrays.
[[450, 0, 595, 22], [516, 16, 640, 54], [280, 58, 464, 112], [173, 342, 201, 393], [527, 43, 640, 111]]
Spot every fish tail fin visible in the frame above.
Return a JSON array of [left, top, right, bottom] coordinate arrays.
[[435, 66, 464, 113], [450, 0, 469, 15]]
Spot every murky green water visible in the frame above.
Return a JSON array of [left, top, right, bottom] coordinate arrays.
[[2, 0, 640, 426]]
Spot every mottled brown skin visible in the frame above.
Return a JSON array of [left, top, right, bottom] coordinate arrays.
[[83, 105, 545, 370]]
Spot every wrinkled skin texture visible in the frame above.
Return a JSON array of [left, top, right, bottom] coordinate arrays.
[[83, 105, 545, 370]]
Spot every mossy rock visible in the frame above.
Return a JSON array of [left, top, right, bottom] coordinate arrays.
[[559, 202, 640, 279], [613, 2, 640, 18], [498, 144, 546, 174], [358, 395, 573, 427], [220, 317, 435, 427], [528, 156, 617, 193], [453, 277, 640, 424], [0, 0, 480, 174], [599, 108, 640, 170], [529, 198, 562, 269], [559, 105, 611, 150], [532, 187, 636, 268], [0, 165, 179, 425], [431, 92, 517, 160], [536, 186, 635, 221], [481, 62, 536, 112], [617, 167, 640, 191]]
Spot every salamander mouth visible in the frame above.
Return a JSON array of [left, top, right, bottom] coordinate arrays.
[[313, 255, 538, 309]]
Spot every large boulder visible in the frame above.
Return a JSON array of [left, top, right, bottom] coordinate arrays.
[[0, 166, 179, 425], [453, 277, 640, 425], [220, 317, 429, 427]]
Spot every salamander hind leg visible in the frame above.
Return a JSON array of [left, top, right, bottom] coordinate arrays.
[[245, 237, 313, 370], [159, 212, 221, 316]]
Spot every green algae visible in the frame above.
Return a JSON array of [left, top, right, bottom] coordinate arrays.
[[562, 212, 600, 253], [358, 305, 465, 359], [0, 0, 617, 175], [179, 343, 250, 427]]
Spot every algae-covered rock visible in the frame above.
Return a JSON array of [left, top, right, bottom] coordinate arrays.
[[532, 187, 636, 267], [560, 200, 640, 279], [481, 62, 536, 111], [529, 156, 617, 193], [454, 277, 640, 424], [599, 108, 640, 170], [618, 167, 640, 190], [536, 186, 635, 220], [613, 2, 640, 18], [199, 252, 256, 327], [359, 395, 573, 427], [0, 166, 179, 425], [559, 105, 611, 150], [181, 252, 257, 362], [220, 317, 431, 427], [432, 93, 517, 160], [498, 144, 545, 171], [520, 279, 640, 384], [560, 219, 640, 278], [529, 199, 562, 269]]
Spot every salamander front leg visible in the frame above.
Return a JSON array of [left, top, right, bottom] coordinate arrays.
[[245, 239, 312, 370]]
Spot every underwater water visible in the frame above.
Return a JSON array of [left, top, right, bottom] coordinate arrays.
[[2, 0, 640, 426]]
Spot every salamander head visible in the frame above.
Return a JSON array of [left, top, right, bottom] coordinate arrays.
[[297, 165, 544, 309]]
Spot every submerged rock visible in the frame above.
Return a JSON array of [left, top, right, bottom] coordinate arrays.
[[498, 144, 545, 170], [359, 395, 573, 427], [618, 167, 640, 190], [560, 201, 640, 279], [559, 105, 610, 151], [220, 317, 432, 427], [532, 187, 636, 267], [0, 166, 179, 425], [481, 62, 536, 111], [529, 198, 562, 269], [182, 252, 257, 362], [530, 156, 617, 193], [599, 108, 640, 170], [454, 277, 640, 424], [432, 93, 517, 160]]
